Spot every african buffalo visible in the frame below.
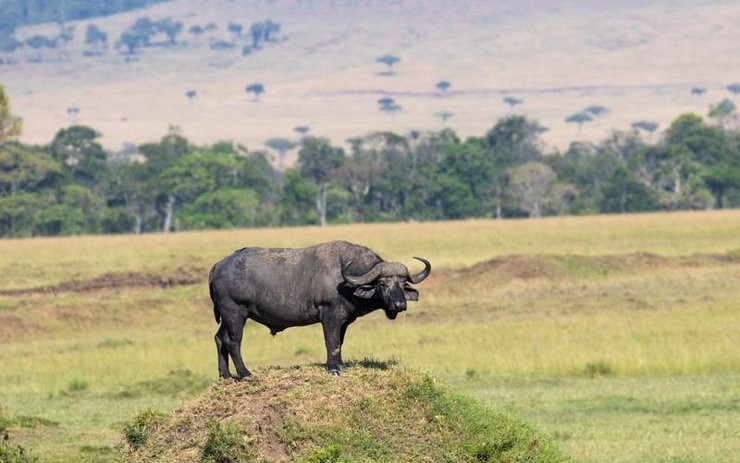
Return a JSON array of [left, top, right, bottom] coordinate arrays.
[[208, 240, 431, 377]]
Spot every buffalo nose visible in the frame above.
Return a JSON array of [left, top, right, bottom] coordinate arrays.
[[394, 301, 407, 311]]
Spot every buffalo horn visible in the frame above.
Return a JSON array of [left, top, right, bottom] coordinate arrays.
[[342, 261, 383, 286], [343, 260, 410, 286], [407, 257, 431, 284]]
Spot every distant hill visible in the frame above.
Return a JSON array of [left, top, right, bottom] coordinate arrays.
[[2, 0, 739, 160], [0, 0, 170, 28], [119, 361, 567, 462]]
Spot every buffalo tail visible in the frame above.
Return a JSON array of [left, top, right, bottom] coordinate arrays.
[[208, 264, 220, 323]]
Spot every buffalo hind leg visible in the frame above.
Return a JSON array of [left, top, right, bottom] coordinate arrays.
[[215, 324, 231, 379], [217, 303, 251, 379], [225, 315, 251, 379]]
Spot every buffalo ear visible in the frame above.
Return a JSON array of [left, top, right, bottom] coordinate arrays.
[[353, 285, 376, 299], [404, 286, 419, 301]]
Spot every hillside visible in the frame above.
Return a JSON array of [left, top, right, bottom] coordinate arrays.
[[120, 361, 567, 463], [2, 0, 739, 158]]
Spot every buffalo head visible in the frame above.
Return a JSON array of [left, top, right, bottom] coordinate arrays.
[[342, 257, 431, 319]]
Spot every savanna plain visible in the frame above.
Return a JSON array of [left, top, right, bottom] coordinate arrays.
[[1, 210, 739, 462]]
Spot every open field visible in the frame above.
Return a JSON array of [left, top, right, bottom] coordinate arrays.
[[1, 210, 740, 461], [3, 0, 740, 154]]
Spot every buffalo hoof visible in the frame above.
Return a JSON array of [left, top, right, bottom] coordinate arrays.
[[329, 369, 342, 377]]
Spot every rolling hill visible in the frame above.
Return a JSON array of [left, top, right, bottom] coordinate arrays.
[[2, 0, 740, 162]]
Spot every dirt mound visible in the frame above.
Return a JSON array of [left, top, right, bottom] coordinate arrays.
[[120, 361, 566, 463], [0, 266, 207, 296], [464, 255, 563, 280], [449, 251, 740, 284]]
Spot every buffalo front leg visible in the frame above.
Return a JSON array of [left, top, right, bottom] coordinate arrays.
[[321, 320, 344, 376]]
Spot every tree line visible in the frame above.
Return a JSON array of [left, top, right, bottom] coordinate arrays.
[[1, 87, 739, 237], [0, 2, 284, 65]]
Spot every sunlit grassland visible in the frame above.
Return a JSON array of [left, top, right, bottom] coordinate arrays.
[[1, 210, 740, 462], [2, 210, 740, 290]]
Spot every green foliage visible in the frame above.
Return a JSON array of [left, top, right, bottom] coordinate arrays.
[[1, 81, 740, 238], [0, 85, 21, 142], [301, 444, 342, 463], [280, 168, 318, 225], [600, 166, 659, 213], [0, 192, 46, 237], [201, 421, 254, 463], [179, 188, 259, 230]]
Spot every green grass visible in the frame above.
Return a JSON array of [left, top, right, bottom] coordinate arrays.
[[1, 210, 739, 461], [449, 373, 740, 462]]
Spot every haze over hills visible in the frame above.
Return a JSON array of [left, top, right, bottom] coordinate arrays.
[[2, 0, 739, 161]]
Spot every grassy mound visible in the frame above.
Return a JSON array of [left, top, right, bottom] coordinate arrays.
[[120, 360, 568, 463]]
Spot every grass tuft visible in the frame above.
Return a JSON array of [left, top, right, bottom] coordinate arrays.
[[121, 409, 167, 451], [66, 379, 89, 394], [201, 420, 254, 463], [583, 361, 615, 378], [300, 444, 342, 463]]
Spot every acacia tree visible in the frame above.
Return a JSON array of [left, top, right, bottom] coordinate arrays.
[[566, 112, 593, 135], [585, 105, 608, 124], [264, 137, 297, 170], [245, 83, 265, 101], [503, 96, 523, 111], [294, 126, 310, 138], [435, 80, 451, 93], [375, 54, 400, 75]]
